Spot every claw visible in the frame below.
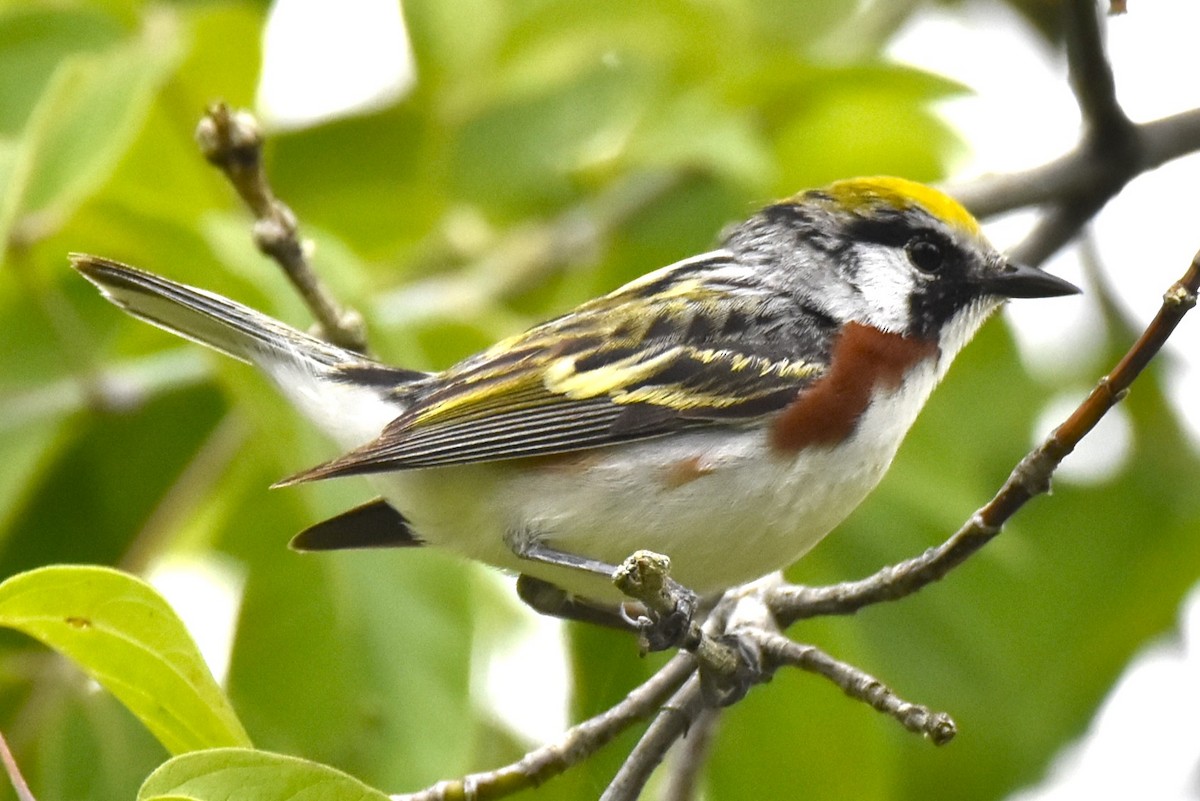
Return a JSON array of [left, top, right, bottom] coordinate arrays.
[[697, 632, 762, 706], [634, 588, 699, 653], [613, 550, 701, 653]]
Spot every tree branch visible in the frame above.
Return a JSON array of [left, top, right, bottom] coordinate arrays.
[[661, 707, 720, 801], [392, 654, 696, 801], [600, 676, 706, 801], [1010, 0, 1134, 266], [948, 107, 1200, 223], [1065, 0, 1131, 144], [950, 0, 1185, 259], [194, 103, 369, 353], [753, 633, 956, 744], [0, 731, 36, 801], [947, 0, 1200, 271]]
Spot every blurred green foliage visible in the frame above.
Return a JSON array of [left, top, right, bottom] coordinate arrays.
[[0, 1, 1197, 800], [0, 566, 250, 754]]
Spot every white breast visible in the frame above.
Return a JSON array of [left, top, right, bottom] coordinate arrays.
[[368, 360, 943, 604]]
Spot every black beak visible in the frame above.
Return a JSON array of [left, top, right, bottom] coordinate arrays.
[[982, 262, 1081, 299]]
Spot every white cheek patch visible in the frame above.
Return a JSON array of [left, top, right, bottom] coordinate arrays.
[[849, 247, 919, 333]]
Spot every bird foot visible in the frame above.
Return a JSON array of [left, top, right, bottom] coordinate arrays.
[[695, 631, 763, 706], [613, 550, 701, 653]]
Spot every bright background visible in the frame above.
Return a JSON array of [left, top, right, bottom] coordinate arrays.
[[0, 1, 1197, 799]]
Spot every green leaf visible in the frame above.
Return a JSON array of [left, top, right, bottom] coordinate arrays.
[[0, 6, 125, 135], [623, 90, 772, 186], [0, 383, 227, 574], [770, 64, 967, 190], [138, 748, 389, 801], [0, 565, 251, 754], [0, 11, 180, 254], [268, 102, 441, 261], [20, 675, 168, 801], [449, 63, 655, 215]]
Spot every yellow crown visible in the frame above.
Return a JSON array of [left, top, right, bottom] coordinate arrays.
[[804, 176, 982, 238]]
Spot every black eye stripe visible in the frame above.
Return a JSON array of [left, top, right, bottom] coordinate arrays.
[[844, 213, 913, 248], [844, 213, 958, 271]]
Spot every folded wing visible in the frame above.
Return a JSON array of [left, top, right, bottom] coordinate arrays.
[[281, 253, 833, 483]]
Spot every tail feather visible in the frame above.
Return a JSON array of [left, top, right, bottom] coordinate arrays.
[[71, 254, 359, 368], [71, 254, 421, 450]]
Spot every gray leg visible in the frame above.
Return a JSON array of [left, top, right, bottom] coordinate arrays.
[[512, 538, 698, 652], [515, 575, 636, 631], [509, 538, 625, 576]]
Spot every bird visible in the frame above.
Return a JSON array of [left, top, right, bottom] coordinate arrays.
[[72, 176, 1079, 628]]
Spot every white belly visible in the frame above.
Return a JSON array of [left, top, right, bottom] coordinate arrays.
[[368, 363, 940, 604]]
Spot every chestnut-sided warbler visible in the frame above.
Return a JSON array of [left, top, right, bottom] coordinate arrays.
[[73, 177, 1078, 613]]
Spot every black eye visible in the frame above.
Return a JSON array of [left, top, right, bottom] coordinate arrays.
[[906, 237, 945, 273]]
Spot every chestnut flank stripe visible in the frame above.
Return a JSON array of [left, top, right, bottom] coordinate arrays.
[[770, 322, 939, 452]]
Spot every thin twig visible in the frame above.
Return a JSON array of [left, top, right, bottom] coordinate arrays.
[[600, 676, 706, 801], [0, 731, 37, 801], [772, 252, 1200, 626], [1008, 199, 1107, 268], [1065, 0, 1132, 145], [613, 551, 762, 706], [392, 654, 696, 801], [948, 0, 1150, 271], [194, 103, 368, 353], [661, 707, 721, 801], [753, 633, 956, 744], [1008, 0, 1136, 268], [597, 583, 776, 799]]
